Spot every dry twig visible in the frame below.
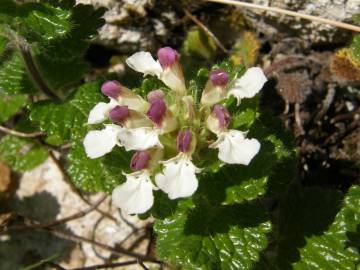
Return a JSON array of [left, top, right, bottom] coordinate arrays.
[[183, 8, 228, 53], [0, 125, 44, 138]]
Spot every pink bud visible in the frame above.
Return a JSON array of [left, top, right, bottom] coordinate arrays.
[[157, 47, 178, 69], [101, 81, 121, 99], [147, 90, 165, 103], [210, 70, 229, 86], [177, 130, 192, 153], [109, 106, 129, 123], [146, 99, 167, 126], [213, 105, 231, 128], [130, 151, 151, 171]]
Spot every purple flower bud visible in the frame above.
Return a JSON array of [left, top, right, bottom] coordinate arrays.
[[101, 81, 121, 99], [213, 105, 231, 128], [147, 99, 167, 126], [157, 47, 178, 69], [109, 106, 129, 123], [130, 151, 151, 171], [177, 130, 192, 153], [210, 70, 229, 86], [147, 90, 165, 103]]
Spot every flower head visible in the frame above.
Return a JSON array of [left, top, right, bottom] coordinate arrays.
[[85, 47, 266, 214]]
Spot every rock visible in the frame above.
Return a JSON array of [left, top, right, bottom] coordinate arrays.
[[242, 0, 360, 43]]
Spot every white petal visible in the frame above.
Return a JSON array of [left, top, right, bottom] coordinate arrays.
[[126, 52, 163, 77], [88, 99, 118, 124], [155, 154, 200, 199], [160, 68, 186, 95], [83, 124, 122, 159], [228, 67, 267, 105], [210, 130, 260, 165], [118, 127, 162, 151], [112, 171, 154, 214]]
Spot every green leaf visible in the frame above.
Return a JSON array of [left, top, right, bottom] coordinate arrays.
[[155, 198, 272, 270], [15, 2, 71, 42], [276, 186, 360, 270], [32, 3, 105, 92], [0, 135, 48, 172], [30, 81, 105, 145], [67, 144, 131, 193], [0, 92, 28, 123], [0, 52, 36, 94]]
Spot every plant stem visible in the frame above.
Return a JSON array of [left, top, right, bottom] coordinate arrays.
[[205, 0, 360, 32], [0, 125, 44, 138], [18, 44, 61, 101]]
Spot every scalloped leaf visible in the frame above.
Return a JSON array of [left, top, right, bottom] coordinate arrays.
[[0, 135, 48, 172], [30, 81, 105, 145], [276, 186, 360, 270], [155, 198, 272, 270]]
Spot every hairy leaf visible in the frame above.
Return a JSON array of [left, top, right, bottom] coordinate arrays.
[[0, 135, 48, 172]]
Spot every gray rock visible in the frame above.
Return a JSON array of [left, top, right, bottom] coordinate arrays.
[[243, 0, 360, 43]]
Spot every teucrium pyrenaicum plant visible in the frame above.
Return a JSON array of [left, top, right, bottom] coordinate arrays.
[[1, 1, 359, 269], [83, 47, 267, 214]]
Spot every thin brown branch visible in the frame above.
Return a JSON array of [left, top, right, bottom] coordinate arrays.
[[69, 260, 138, 270], [138, 260, 150, 270], [48, 151, 117, 222], [205, 0, 360, 32], [44, 228, 162, 264], [0, 125, 44, 138], [183, 8, 228, 53]]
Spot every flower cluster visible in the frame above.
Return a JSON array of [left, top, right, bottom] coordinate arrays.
[[83, 47, 267, 214]]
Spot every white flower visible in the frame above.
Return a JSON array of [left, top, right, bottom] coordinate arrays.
[[118, 127, 163, 151], [228, 67, 267, 105], [126, 50, 186, 95], [155, 153, 201, 199], [112, 170, 155, 214], [88, 99, 118, 124], [209, 130, 260, 165], [126, 51, 163, 77], [83, 124, 123, 159]]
